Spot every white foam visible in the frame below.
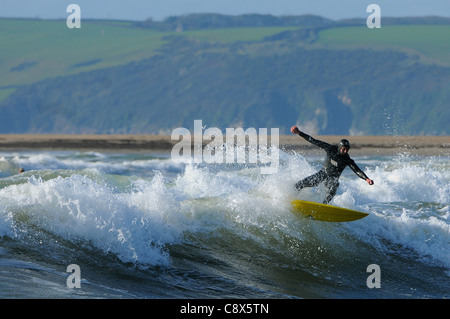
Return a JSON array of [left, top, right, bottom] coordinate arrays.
[[0, 173, 183, 267], [0, 151, 185, 176], [0, 151, 448, 269], [346, 206, 450, 269]]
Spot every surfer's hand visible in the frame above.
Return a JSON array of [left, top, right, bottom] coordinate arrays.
[[291, 126, 300, 134], [366, 178, 374, 185]]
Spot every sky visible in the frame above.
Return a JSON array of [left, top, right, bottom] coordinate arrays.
[[1, 0, 449, 21]]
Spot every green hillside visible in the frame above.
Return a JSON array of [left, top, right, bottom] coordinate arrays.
[[1, 18, 448, 88], [317, 25, 450, 65], [181, 26, 299, 43], [0, 18, 298, 102], [3, 18, 448, 89], [0, 19, 164, 88], [0, 15, 449, 135]]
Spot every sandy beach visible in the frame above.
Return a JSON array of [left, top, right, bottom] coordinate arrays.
[[0, 134, 448, 156]]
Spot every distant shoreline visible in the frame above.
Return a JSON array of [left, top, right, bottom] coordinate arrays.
[[0, 134, 448, 156]]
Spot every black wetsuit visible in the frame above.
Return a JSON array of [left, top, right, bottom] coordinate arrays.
[[295, 131, 369, 204]]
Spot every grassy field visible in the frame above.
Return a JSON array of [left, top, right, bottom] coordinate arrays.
[[182, 26, 299, 43], [316, 25, 450, 66], [1, 19, 298, 87], [0, 18, 299, 102], [0, 19, 166, 87], [1, 19, 448, 104]]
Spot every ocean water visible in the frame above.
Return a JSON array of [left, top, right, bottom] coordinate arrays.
[[0, 149, 448, 299]]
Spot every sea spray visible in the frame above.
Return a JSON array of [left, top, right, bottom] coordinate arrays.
[[0, 150, 448, 298], [0, 173, 182, 267]]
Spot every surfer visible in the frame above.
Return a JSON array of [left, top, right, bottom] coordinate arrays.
[[290, 126, 374, 204]]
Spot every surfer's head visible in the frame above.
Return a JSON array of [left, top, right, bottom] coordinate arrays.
[[339, 139, 350, 154]]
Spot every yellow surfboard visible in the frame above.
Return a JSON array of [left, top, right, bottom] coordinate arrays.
[[291, 200, 369, 222]]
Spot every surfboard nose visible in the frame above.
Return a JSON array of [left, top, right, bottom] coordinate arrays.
[[291, 200, 369, 222]]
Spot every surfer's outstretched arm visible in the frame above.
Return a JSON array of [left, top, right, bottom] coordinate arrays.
[[290, 126, 331, 150], [349, 160, 374, 185]]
